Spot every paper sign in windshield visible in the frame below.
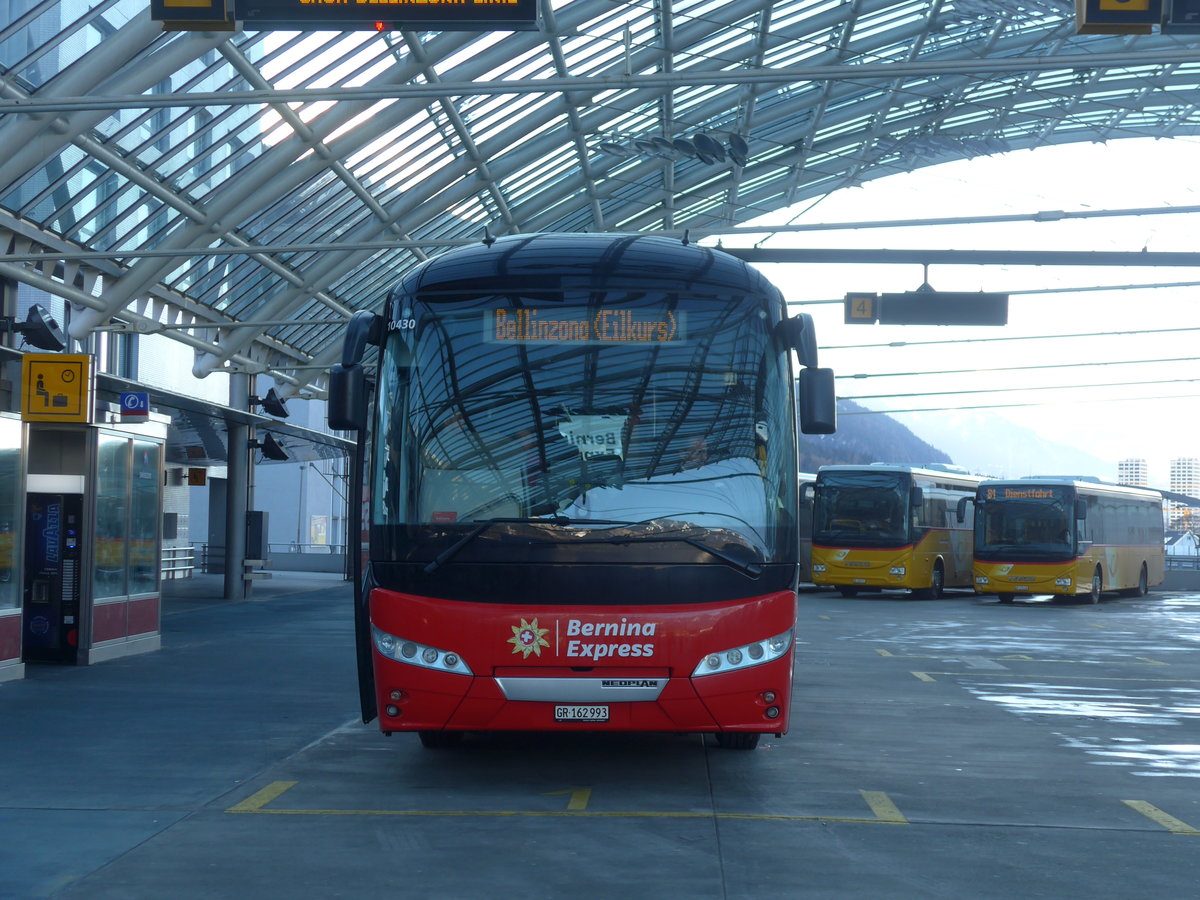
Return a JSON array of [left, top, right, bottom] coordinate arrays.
[[558, 414, 627, 460]]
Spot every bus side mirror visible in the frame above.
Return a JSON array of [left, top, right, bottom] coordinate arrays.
[[779, 313, 819, 367], [1075, 498, 1087, 520], [327, 363, 368, 431], [327, 310, 385, 432], [798, 367, 836, 434], [342, 310, 385, 367], [956, 495, 971, 523], [911, 486, 924, 508]]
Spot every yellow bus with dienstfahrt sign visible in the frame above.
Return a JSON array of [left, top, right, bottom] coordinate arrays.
[[970, 477, 1164, 604]]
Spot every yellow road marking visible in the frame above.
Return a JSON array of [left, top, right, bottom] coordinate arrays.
[[860, 791, 908, 824], [875, 649, 894, 657], [226, 781, 298, 813], [227, 807, 903, 823], [546, 788, 591, 811], [912, 671, 936, 682], [1123, 800, 1200, 835], [225, 782, 906, 825]]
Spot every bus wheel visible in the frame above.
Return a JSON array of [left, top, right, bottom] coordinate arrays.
[[1088, 569, 1102, 604], [716, 732, 761, 750], [914, 563, 945, 600], [997, 593, 1014, 604], [418, 731, 463, 748], [837, 587, 859, 598], [1120, 564, 1149, 598]]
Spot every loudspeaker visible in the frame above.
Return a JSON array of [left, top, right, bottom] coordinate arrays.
[[260, 433, 289, 461], [5, 304, 67, 351]]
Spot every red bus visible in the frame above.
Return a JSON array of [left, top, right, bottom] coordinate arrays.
[[327, 233, 835, 749]]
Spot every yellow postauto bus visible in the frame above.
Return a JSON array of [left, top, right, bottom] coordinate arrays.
[[798, 471, 816, 584], [810, 464, 982, 599], [970, 477, 1164, 604]]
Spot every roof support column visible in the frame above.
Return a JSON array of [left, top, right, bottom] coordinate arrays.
[[224, 373, 251, 602]]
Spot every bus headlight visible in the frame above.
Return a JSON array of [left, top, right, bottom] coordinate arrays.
[[1055, 577, 1072, 587], [812, 564, 826, 573], [693, 629, 793, 677], [975, 576, 989, 585], [372, 625, 472, 675], [889, 566, 906, 576]]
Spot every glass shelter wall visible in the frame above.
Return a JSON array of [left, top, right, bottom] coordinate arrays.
[[94, 431, 162, 599], [95, 432, 129, 599], [0, 416, 20, 611]]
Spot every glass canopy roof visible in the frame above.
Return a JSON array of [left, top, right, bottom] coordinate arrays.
[[2, 0, 1199, 399]]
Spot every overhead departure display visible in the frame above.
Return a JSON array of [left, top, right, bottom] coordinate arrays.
[[233, 0, 539, 30]]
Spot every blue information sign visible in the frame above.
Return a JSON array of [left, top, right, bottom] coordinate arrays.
[[120, 392, 150, 418]]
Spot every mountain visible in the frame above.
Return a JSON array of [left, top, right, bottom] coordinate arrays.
[[800, 401, 1116, 480], [884, 408, 1116, 481], [799, 399, 952, 473]]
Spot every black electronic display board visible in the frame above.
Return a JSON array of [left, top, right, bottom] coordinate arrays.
[[233, 0, 539, 30]]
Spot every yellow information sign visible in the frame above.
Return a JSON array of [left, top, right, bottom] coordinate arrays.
[[1076, 0, 1161, 33], [21, 354, 94, 423], [844, 292, 878, 324]]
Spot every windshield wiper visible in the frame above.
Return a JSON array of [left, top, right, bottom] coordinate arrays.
[[423, 516, 571, 574], [681, 537, 763, 577], [424, 517, 763, 578], [575, 532, 764, 577]]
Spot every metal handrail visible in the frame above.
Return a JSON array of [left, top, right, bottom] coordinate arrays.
[[161, 546, 195, 579]]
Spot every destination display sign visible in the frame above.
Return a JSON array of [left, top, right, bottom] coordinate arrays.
[[983, 485, 1062, 502], [233, 0, 539, 31], [487, 309, 685, 345]]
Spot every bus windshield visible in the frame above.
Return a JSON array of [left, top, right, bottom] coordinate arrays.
[[975, 491, 1073, 560], [371, 289, 796, 567], [813, 470, 910, 545]]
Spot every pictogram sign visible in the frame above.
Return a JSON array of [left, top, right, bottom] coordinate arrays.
[[21, 354, 93, 423]]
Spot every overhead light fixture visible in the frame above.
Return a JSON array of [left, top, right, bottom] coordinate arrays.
[[249, 433, 289, 461], [0, 304, 67, 351], [672, 137, 699, 158], [692, 133, 726, 163], [250, 387, 289, 418], [728, 134, 749, 167]]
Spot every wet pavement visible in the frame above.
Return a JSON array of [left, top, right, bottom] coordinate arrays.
[[2, 577, 1198, 898]]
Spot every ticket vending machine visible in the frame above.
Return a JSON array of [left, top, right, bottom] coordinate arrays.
[[22, 492, 84, 663]]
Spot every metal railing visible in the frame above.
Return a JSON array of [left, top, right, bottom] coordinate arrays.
[[161, 546, 195, 579], [1166, 555, 1200, 570], [269, 542, 346, 555]]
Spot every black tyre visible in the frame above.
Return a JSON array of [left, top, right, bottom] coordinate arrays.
[[997, 593, 1015, 604], [914, 563, 945, 600], [1088, 568, 1102, 604], [837, 587, 859, 598], [716, 732, 761, 750], [1120, 564, 1149, 598]]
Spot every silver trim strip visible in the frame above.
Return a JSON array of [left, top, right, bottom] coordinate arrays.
[[494, 677, 666, 702]]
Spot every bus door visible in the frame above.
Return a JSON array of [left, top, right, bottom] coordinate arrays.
[[22, 493, 84, 664]]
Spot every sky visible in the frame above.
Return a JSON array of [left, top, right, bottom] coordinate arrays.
[[716, 136, 1200, 489]]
